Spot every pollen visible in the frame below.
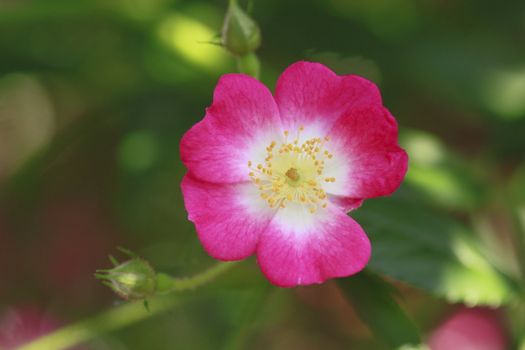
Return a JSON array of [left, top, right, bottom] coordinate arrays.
[[248, 127, 336, 214]]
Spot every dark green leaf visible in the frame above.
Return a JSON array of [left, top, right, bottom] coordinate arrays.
[[352, 187, 515, 306], [338, 271, 421, 349]]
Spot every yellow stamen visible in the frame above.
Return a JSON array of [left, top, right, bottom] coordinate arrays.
[[247, 128, 336, 214]]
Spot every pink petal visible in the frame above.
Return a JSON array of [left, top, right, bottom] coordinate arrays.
[[180, 74, 281, 184], [275, 61, 382, 132], [181, 174, 275, 260], [428, 307, 508, 350], [329, 196, 364, 212], [256, 204, 371, 287], [327, 105, 408, 199]]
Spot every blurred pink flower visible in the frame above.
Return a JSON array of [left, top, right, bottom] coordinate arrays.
[[428, 307, 508, 350], [0, 306, 89, 350], [0, 306, 59, 349], [180, 61, 407, 287]]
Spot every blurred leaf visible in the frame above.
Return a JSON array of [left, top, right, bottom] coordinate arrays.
[[221, 286, 272, 350], [508, 164, 525, 209], [506, 164, 525, 280], [482, 67, 525, 121], [400, 129, 485, 211], [0, 74, 55, 180], [353, 188, 515, 307], [118, 130, 160, 173], [0, 0, 92, 23], [326, 0, 421, 40], [338, 271, 421, 349], [305, 51, 382, 83]]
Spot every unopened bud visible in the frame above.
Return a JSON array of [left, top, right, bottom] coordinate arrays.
[[221, 0, 261, 56], [96, 255, 157, 301]]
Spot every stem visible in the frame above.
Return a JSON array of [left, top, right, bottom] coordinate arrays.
[[235, 53, 260, 79], [159, 261, 240, 293], [17, 296, 179, 350], [16, 262, 239, 350]]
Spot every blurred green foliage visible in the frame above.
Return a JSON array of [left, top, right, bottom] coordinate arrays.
[[338, 271, 421, 349], [1, 0, 525, 349]]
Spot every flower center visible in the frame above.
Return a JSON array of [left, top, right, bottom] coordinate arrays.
[[248, 127, 336, 214], [285, 168, 300, 182]]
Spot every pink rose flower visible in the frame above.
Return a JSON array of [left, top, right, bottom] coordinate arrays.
[[0, 306, 88, 349], [180, 61, 408, 287], [428, 307, 508, 350], [0, 307, 56, 349]]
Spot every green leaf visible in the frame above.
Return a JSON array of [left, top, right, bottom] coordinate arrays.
[[305, 51, 382, 84], [338, 271, 421, 349], [352, 187, 515, 307], [400, 129, 485, 211], [508, 165, 525, 234], [505, 165, 525, 285]]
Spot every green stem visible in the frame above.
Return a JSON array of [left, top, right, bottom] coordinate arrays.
[[158, 261, 240, 293], [16, 262, 239, 350], [235, 53, 260, 79]]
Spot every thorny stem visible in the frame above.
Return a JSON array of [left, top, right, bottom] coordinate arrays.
[[16, 262, 239, 350]]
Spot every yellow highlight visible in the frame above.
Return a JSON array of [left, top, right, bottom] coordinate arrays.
[[158, 13, 228, 71], [440, 235, 511, 307], [400, 130, 444, 166], [483, 67, 525, 120]]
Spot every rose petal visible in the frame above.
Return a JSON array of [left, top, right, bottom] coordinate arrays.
[[182, 174, 276, 260], [256, 203, 371, 287], [325, 105, 408, 199], [329, 196, 364, 212], [181, 74, 282, 184], [275, 61, 382, 133]]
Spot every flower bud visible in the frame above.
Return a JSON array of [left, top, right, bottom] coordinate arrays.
[[96, 256, 157, 301], [221, 0, 261, 56]]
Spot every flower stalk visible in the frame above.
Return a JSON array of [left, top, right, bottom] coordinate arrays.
[[235, 52, 260, 79], [16, 262, 239, 350]]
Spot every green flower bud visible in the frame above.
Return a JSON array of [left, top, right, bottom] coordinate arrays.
[[96, 256, 157, 301], [221, 0, 261, 56]]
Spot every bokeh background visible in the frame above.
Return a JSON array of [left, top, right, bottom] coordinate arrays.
[[1, 0, 525, 349]]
